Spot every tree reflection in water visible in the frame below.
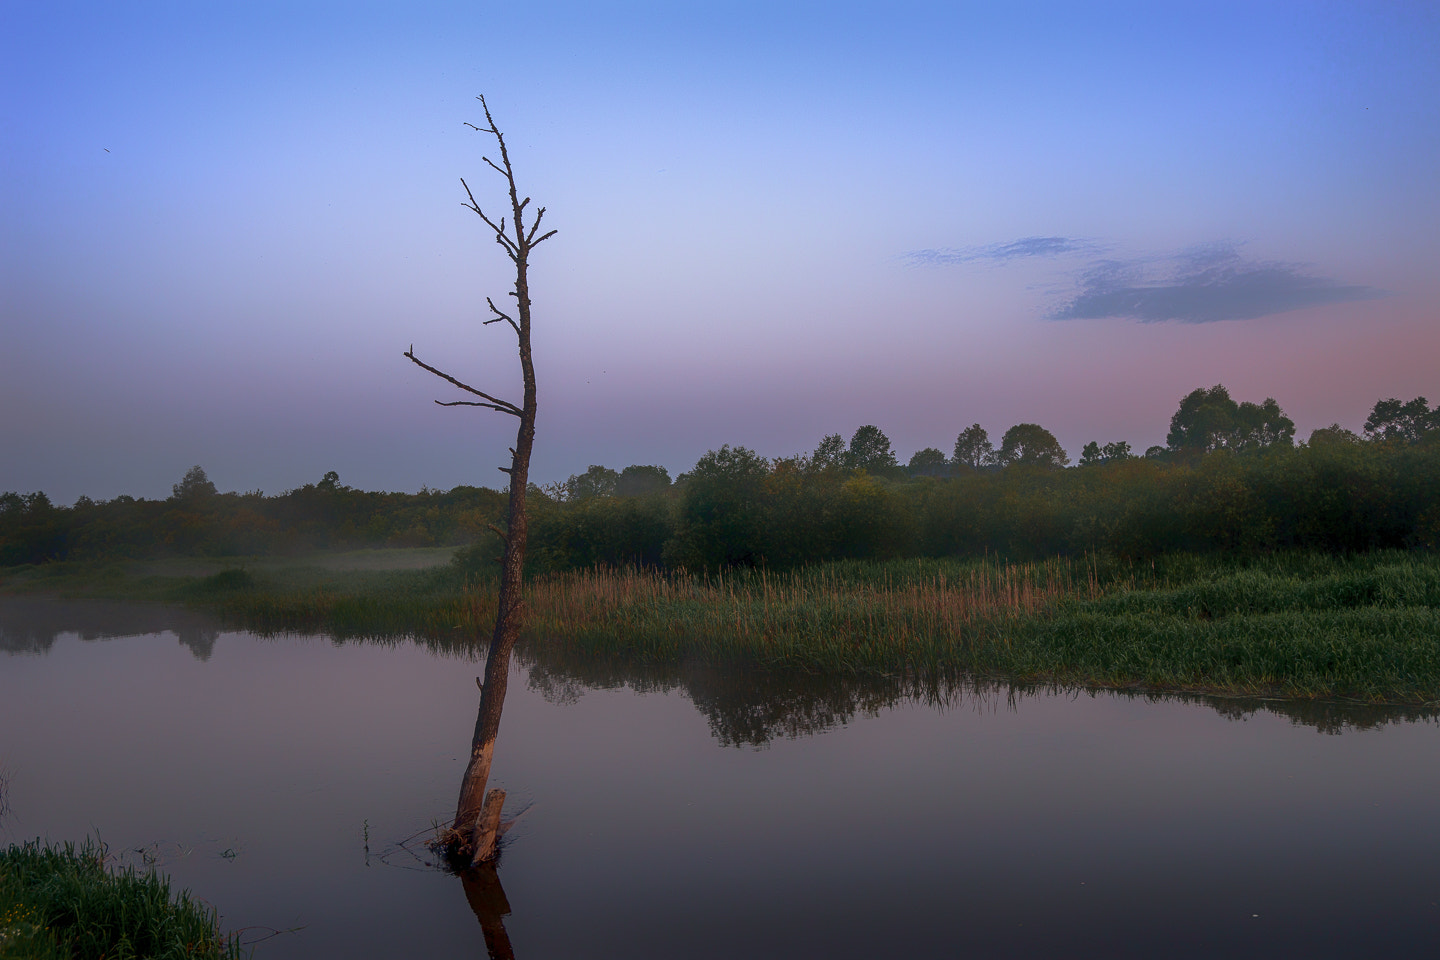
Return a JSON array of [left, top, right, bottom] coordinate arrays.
[[515, 637, 1440, 744], [4, 596, 1437, 741], [461, 863, 516, 960], [5, 595, 1440, 958]]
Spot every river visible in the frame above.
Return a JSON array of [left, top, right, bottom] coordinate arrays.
[[2, 597, 1438, 958]]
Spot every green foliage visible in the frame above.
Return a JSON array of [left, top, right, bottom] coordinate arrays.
[[5, 390, 1439, 577], [1364, 396, 1438, 443], [666, 445, 771, 569], [520, 551, 1440, 702], [615, 464, 670, 497], [560, 465, 619, 500], [907, 447, 949, 477], [1080, 440, 1132, 466], [170, 465, 217, 501], [1167, 384, 1295, 453], [0, 837, 242, 960], [998, 423, 1069, 468], [952, 424, 995, 470], [143, 550, 1440, 702], [528, 489, 674, 570], [0, 474, 508, 565], [845, 425, 899, 475], [810, 434, 848, 472]]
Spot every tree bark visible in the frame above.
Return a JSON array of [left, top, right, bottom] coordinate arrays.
[[469, 788, 508, 867], [406, 95, 553, 863]]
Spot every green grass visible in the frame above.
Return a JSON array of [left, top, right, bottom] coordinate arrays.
[[5, 548, 1439, 703], [0, 838, 243, 960], [508, 554, 1440, 701]]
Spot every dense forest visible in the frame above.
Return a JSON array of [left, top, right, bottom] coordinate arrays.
[[3, 386, 1437, 570]]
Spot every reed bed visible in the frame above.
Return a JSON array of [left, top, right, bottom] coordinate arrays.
[[508, 554, 1440, 701], [514, 558, 1092, 674], [49, 550, 1440, 702]]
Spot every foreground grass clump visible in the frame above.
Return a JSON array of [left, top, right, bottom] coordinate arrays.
[[0, 838, 242, 960]]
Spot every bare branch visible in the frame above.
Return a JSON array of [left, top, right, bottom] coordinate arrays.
[[477, 94, 497, 128], [524, 206, 549, 245], [435, 400, 522, 417], [482, 156, 510, 179], [405, 347, 522, 415], [531, 229, 558, 247], [460, 178, 519, 256], [483, 297, 521, 335], [487, 523, 508, 542]]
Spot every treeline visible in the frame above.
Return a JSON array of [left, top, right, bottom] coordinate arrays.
[[0, 468, 506, 566], [523, 387, 1440, 569], [4, 387, 1438, 569]]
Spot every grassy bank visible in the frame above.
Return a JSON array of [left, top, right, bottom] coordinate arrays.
[[512, 553, 1440, 702], [4, 549, 1439, 703], [0, 838, 242, 960]]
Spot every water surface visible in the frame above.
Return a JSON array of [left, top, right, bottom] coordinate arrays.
[[2, 598, 1438, 958]]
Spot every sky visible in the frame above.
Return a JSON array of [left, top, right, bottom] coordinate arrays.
[[3, 1, 1438, 503]]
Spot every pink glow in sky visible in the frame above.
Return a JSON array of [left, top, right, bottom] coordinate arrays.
[[3, 2, 1438, 502]]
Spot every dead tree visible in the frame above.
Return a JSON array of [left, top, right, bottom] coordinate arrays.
[[405, 95, 554, 865]]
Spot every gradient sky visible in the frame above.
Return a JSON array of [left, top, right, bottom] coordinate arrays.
[[4, 1, 1438, 503]]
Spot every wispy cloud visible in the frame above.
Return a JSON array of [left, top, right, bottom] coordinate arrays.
[[905, 236, 1101, 266], [1052, 243, 1385, 323]]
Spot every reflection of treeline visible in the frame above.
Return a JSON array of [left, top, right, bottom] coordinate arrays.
[[0, 468, 506, 566], [8, 596, 1431, 742], [520, 649, 1440, 744]]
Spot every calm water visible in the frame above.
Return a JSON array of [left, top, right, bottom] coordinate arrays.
[[3, 597, 1439, 958]]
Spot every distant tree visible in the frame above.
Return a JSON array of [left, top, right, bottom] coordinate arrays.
[[1308, 423, 1362, 446], [317, 470, 341, 492], [1144, 445, 1167, 459], [952, 424, 995, 470], [845, 425, 898, 473], [615, 464, 671, 497], [171, 466, 217, 501], [998, 424, 1069, 468], [562, 465, 620, 500], [907, 447, 949, 477], [1079, 440, 1133, 467], [1167, 385, 1294, 453], [1232, 398, 1295, 451], [810, 434, 848, 472], [668, 445, 771, 569], [1364, 397, 1437, 444], [1167, 385, 1237, 452]]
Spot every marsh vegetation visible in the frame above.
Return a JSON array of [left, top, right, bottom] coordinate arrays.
[[0, 838, 242, 960]]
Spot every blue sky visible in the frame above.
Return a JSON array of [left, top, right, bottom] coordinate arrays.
[[3, 2, 1438, 502]]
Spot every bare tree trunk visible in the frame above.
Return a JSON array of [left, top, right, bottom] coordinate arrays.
[[406, 94, 554, 863]]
